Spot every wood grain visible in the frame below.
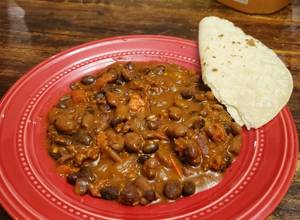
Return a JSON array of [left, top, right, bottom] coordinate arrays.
[[0, 0, 299, 219]]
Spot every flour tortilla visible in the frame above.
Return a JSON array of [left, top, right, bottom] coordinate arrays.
[[198, 16, 293, 129]]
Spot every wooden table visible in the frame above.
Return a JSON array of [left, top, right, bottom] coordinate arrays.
[[0, 0, 299, 219]]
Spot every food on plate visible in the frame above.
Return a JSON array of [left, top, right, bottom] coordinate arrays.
[[198, 16, 293, 129], [47, 62, 242, 206]]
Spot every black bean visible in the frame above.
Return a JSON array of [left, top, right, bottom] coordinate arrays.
[[166, 124, 188, 138], [67, 173, 78, 185], [147, 121, 159, 130], [116, 78, 125, 85], [143, 168, 156, 180], [48, 146, 61, 160], [98, 104, 111, 112], [137, 154, 150, 164], [146, 114, 160, 130], [95, 92, 105, 101], [181, 89, 194, 99], [183, 145, 201, 165], [78, 167, 95, 182], [77, 133, 92, 146], [56, 101, 68, 109], [124, 132, 143, 153], [144, 190, 157, 202], [192, 118, 205, 129], [183, 145, 199, 160], [121, 69, 134, 81], [169, 106, 182, 121], [182, 181, 196, 196], [111, 117, 125, 127], [81, 75, 96, 85], [142, 140, 159, 154], [163, 180, 182, 200], [144, 157, 159, 169], [100, 186, 119, 200], [119, 183, 140, 206]]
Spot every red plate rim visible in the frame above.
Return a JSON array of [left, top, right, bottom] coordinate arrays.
[[0, 35, 298, 220]]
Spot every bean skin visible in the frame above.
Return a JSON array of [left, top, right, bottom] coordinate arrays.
[[166, 124, 188, 138], [144, 190, 157, 202], [163, 180, 182, 200], [119, 183, 140, 206], [142, 140, 159, 154], [137, 154, 150, 164], [182, 181, 196, 196], [101, 186, 119, 200], [124, 132, 143, 153], [67, 173, 78, 185], [81, 75, 96, 85], [56, 100, 68, 109], [181, 88, 194, 99], [169, 106, 182, 121]]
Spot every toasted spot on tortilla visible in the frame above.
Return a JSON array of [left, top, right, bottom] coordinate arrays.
[[212, 68, 218, 72], [246, 39, 256, 47]]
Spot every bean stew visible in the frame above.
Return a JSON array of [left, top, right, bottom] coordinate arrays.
[[47, 62, 242, 206]]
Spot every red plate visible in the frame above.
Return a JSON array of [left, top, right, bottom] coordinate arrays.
[[0, 35, 298, 220]]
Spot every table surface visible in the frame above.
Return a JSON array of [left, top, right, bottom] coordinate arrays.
[[0, 0, 299, 219]]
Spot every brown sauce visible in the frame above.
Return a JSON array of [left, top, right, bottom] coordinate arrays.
[[47, 62, 242, 206]]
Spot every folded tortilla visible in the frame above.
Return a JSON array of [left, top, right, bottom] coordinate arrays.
[[198, 16, 293, 129]]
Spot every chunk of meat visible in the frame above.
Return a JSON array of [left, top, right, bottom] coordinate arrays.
[[128, 94, 146, 112], [106, 130, 125, 152], [54, 114, 78, 135], [205, 122, 227, 142], [71, 89, 87, 103], [81, 113, 95, 129], [95, 70, 118, 90], [124, 132, 144, 153], [75, 147, 99, 165]]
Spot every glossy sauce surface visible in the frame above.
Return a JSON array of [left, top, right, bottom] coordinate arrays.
[[47, 62, 241, 206]]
